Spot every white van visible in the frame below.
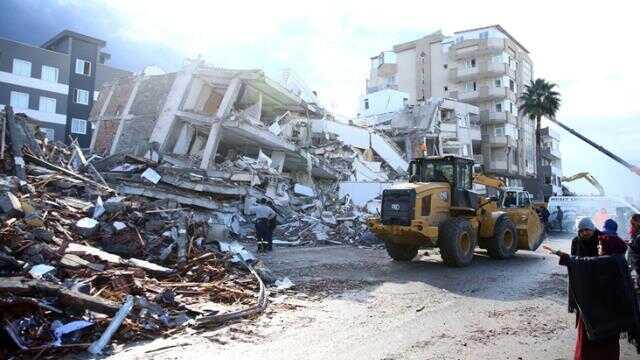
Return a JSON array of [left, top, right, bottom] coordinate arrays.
[[547, 196, 640, 233]]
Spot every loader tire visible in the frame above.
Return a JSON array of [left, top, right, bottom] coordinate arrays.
[[439, 218, 476, 267], [385, 241, 418, 261], [487, 216, 518, 259]]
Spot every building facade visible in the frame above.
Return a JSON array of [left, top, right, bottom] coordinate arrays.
[[0, 30, 131, 147], [366, 25, 536, 183]]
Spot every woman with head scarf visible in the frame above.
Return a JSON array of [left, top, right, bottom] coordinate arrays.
[[544, 219, 640, 359]]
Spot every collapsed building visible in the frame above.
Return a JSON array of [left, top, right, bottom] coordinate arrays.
[[361, 97, 481, 162], [89, 59, 338, 182]]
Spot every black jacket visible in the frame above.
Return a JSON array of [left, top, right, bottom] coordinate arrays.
[[568, 230, 601, 313], [560, 254, 640, 351], [630, 233, 640, 254]]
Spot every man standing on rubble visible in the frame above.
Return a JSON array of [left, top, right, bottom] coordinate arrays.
[[253, 198, 277, 252]]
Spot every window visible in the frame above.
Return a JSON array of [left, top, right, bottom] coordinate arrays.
[[495, 126, 505, 137], [75, 59, 92, 76], [509, 79, 515, 91], [466, 58, 476, 68], [444, 86, 448, 92], [74, 89, 90, 105], [39, 97, 56, 113], [10, 91, 29, 109], [364, 98, 369, 110], [455, 36, 464, 44], [495, 78, 502, 87], [509, 101, 514, 114], [479, 31, 489, 40], [41, 65, 59, 83], [71, 118, 87, 134], [12, 59, 31, 77], [495, 102, 502, 112], [40, 128, 55, 141], [465, 81, 477, 92]]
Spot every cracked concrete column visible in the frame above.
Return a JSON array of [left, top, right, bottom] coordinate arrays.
[[271, 151, 286, 173], [109, 76, 142, 155], [90, 80, 118, 151], [172, 123, 195, 155], [148, 60, 198, 150], [200, 78, 242, 170]]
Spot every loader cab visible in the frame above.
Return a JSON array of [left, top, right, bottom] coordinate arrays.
[[409, 156, 478, 210], [499, 187, 533, 209]]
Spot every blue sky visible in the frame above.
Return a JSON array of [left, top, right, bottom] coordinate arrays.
[[1, 0, 639, 199]]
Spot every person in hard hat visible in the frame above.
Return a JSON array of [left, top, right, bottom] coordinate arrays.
[[252, 198, 277, 252]]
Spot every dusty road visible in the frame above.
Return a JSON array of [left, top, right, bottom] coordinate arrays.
[[106, 234, 637, 360]]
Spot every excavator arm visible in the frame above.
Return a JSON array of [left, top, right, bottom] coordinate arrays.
[[561, 172, 605, 196], [547, 117, 640, 177]]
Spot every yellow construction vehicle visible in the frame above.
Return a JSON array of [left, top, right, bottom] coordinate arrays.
[[367, 155, 545, 267]]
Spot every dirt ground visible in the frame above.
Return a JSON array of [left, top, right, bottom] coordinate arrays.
[[102, 234, 637, 360]]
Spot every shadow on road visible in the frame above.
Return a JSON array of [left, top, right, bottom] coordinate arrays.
[[261, 235, 571, 303]]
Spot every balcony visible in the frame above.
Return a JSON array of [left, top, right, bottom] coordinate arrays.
[[457, 86, 514, 104], [486, 134, 517, 148], [541, 146, 561, 159], [450, 38, 506, 60], [449, 61, 509, 82], [480, 110, 516, 125]]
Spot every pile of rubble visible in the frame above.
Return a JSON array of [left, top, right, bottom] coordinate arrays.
[[0, 103, 384, 356], [0, 107, 271, 357]]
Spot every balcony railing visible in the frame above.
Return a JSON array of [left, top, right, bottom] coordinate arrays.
[[450, 38, 506, 60], [449, 61, 509, 82], [541, 146, 561, 159], [457, 86, 514, 103], [480, 110, 516, 125]]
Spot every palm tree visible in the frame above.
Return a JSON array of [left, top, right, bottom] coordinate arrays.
[[519, 79, 561, 201]]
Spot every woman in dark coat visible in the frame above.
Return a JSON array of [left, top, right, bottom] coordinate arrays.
[[628, 214, 640, 287], [544, 219, 640, 360]]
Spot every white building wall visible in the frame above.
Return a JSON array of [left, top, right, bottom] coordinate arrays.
[[429, 42, 448, 97], [395, 48, 417, 104], [358, 89, 408, 119]]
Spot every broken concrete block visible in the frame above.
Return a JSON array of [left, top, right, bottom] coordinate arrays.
[[0, 192, 23, 218], [28, 264, 56, 280], [104, 196, 126, 214], [141, 168, 161, 184], [93, 196, 105, 219], [294, 184, 315, 197], [230, 173, 261, 184], [207, 223, 228, 244], [32, 228, 53, 242], [19, 180, 35, 194], [24, 213, 44, 227], [75, 217, 100, 237], [113, 221, 127, 232], [321, 211, 337, 225]]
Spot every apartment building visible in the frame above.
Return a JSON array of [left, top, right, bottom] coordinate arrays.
[[525, 127, 563, 200], [366, 25, 536, 182], [0, 30, 131, 147]]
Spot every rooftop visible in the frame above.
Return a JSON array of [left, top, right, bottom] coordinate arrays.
[[41, 30, 106, 50], [454, 24, 529, 53]]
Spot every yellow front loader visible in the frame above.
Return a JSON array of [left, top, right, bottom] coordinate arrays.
[[367, 155, 545, 267]]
